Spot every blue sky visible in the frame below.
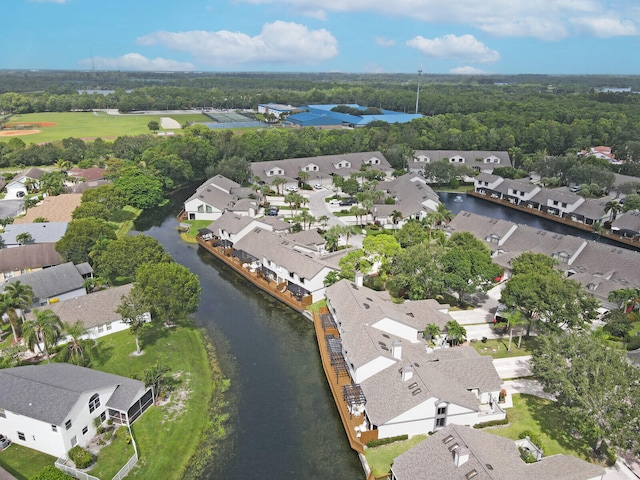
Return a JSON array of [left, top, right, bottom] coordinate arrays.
[[3, 0, 640, 74]]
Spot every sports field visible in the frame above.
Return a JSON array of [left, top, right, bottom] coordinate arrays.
[[0, 112, 210, 143]]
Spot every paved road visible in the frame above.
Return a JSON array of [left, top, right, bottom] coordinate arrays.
[[493, 356, 533, 379]]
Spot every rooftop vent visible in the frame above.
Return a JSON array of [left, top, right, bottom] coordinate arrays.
[[465, 470, 478, 479], [363, 303, 370, 309], [442, 435, 455, 444]]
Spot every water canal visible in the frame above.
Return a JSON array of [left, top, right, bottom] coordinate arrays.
[[133, 188, 629, 479], [134, 188, 363, 480]]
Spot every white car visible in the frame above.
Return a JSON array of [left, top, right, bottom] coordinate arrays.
[[329, 198, 342, 205], [313, 184, 323, 190], [285, 186, 298, 192]]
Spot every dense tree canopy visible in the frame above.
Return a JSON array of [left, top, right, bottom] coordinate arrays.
[[533, 332, 640, 455]]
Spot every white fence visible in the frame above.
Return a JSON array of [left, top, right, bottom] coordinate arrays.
[[55, 425, 139, 480]]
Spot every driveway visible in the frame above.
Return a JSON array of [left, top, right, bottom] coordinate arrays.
[[502, 378, 554, 401], [0, 199, 24, 220], [449, 283, 506, 325], [493, 356, 533, 379]]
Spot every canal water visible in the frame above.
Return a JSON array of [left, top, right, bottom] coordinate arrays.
[[132, 189, 626, 479], [133, 188, 363, 480]]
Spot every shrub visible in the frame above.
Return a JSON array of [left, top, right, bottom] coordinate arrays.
[[473, 416, 508, 429], [68, 445, 94, 469], [519, 446, 537, 464], [518, 430, 542, 451], [626, 335, 640, 351], [366, 434, 408, 448], [30, 465, 74, 479]]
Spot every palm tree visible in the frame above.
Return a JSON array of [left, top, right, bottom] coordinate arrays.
[[503, 310, 526, 351], [0, 281, 34, 340], [298, 211, 315, 230], [298, 170, 310, 188], [272, 176, 287, 195], [423, 323, 441, 344], [59, 321, 96, 366], [604, 199, 621, 222], [15, 232, 33, 245], [391, 210, 403, 232], [340, 225, 360, 248], [55, 159, 72, 172], [608, 287, 640, 313], [22, 309, 63, 363], [445, 320, 467, 346]]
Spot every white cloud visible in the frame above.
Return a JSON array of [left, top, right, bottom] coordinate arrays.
[[237, 0, 640, 40], [450, 66, 488, 74], [570, 15, 639, 37], [78, 53, 195, 71], [407, 34, 500, 64], [137, 21, 338, 67], [375, 36, 396, 47]]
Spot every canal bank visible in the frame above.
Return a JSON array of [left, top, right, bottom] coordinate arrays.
[[134, 188, 363, 479]]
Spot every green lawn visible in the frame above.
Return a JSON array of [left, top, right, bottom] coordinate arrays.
[[179, 220, 214, 243], [365, 435, 427, 477], [485, 394, 595, 462], [87, 426, 135, 479], [0, 444, 57, 480], [1, 112, 209, 143], [470, 335, 540, 359], [88, 325, 218, 479]]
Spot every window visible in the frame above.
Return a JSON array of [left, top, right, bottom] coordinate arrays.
[[89, 394, 101, 413], [71, 436, 77, 447], [197, 205, 204, 213], [106, 323, 112, 331], [205, 205, 213, 213], [100, 411, 107, 422], [435, 404, 447, 429], [18, 432, 25, 441], [0, 408, 5, 418], [82, 426, 88, 435], [51, 425, 57, 432], [65, 420, 72, 430]]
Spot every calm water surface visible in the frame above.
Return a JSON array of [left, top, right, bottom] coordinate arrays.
[[134, 189, 363, 480]]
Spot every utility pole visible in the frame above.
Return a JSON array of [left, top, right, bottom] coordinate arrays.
[[415, 69, 422, 114]]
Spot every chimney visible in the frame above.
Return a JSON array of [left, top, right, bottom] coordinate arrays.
[[401, 364, 414, 382], [392, 340, 402, 360], [355, 272, 364, 287], [454, 447, 470, 467]]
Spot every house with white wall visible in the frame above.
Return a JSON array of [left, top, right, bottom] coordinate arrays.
[[373, 174, 441, 226], [2, 222, 68, 248], [0, 243, 64, 282], [24, 284, 151, 341], [0, 363, 153, 458], [183, 175, 256, 221], [4, 168, 45, 200], [325, 280, 504, 440], [411, 151, 511, 175]]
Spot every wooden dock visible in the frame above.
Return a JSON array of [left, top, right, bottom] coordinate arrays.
[[196, 235, 312, 313]]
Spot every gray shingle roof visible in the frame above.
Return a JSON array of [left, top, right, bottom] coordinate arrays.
[[0, 364, 146, 425], [376, 174, 440, 218], [4, 262, 89, 300], [449, 210, 640, 303], [249, 151, 392, 184], [3, 222, 68, 246], [0, 243, 63, 272], [413, 150, 512, 168], [392, 424, 604, 480], [233, 227, 331, 279], [24, 284, 133, 330], [185, 175, 252, 211]]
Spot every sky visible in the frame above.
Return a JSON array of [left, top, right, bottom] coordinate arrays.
[[3, 0, 640, 75]]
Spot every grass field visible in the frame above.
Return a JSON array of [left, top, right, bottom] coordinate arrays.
[[485, 394, 596, 462], [0, 112, 210, 143], [365, 435, 427, 477], [89, 326, 215, 479], [0, 444, 57, 480]]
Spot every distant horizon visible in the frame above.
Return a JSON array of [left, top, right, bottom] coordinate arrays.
[[5, 0, 640, 75]]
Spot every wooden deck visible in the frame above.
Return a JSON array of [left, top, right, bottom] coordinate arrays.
[[467, 190, 640, 250], [312, 307, 378, 456], [196, 236, 312, 313]]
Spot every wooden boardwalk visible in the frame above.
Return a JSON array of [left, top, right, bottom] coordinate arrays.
[[196, 236, 312, 312], [312, 307, 377, 455]]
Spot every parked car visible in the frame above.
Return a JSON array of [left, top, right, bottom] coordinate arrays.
[[329, 198, 342, 205], [265, 207, 279, 216], [285, 186, 298, 192], [339, 198, 357, 206], [313, 184, 323, 190]]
